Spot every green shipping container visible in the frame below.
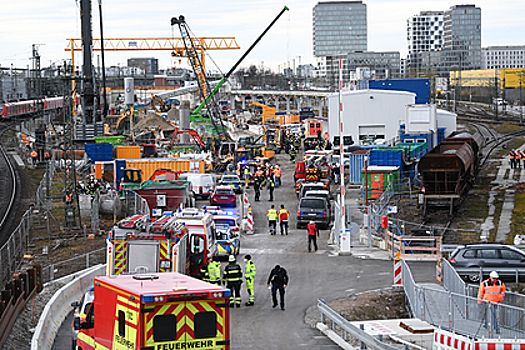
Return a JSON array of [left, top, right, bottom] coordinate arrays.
[[361, 166, 400, 200]]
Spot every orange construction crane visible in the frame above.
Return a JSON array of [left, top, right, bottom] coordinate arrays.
[[65, 37, 240, 77]]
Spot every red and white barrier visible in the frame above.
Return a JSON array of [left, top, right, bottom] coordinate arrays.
[[474, 341, 525, 350], [243, 192, 249, 206], [247, 207, 254, 234], [393, 252, 402, 286], [433, 329, 472, 350]]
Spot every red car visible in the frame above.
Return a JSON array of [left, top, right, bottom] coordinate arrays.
[[210, 186, 237, 207]]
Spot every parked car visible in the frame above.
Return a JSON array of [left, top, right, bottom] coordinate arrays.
[[449, 244, 525, 282], [210, 186, 237, 207], [219, 174, 243, 194], [297, 197, 330, 229], [179, 173, 215, 199], [304, 190, 332, 217], [213, 215, 240, 236], [299, 182, 328, 198], [214, 224, 240, 258]]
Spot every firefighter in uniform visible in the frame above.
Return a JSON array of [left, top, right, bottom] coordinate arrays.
[[268, 176, 275, 201], [244, 166, 250, 187], [199, 264, 210, 282], [290, 145, 298, 162], [278, 204, 290, 235], [254, 176, 261, 202], [208, 257, 222, 286], [266, 205, 278, 235], [244, 255, 256, 306], [510, 150, 516, 169], [478, 271, 506, 333], [223, 255, 243, 307]]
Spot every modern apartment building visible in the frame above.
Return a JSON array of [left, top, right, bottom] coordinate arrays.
[[482, 46, 525, 69], [313, 1, 367, 57], [441, 4, 482, 71], [127, 57, 159, 75], [406, 11, 444, 72]]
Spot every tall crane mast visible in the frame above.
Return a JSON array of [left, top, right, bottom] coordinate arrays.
[[171, 16, 228, 140]]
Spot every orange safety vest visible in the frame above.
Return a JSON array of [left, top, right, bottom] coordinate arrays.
[[31, 151, 38, 158], [478, 279, 505, 303], [275, 167, 282, 178], [510, 151, 516, 160], [278, 208, 289, 221], [517, 152, 522, 160], [307, 222, 318, 236]]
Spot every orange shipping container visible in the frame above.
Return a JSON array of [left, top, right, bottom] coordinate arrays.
[[284, 114, 300, 124], [125, 158, 205, 180], [94, 163, 103, 179], [116, 145, 141, 159]]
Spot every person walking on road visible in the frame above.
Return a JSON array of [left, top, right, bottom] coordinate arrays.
[[274, 165, 282, 187], [244, 255, 256, 306], [266, 205, 278, 235], [278, 204, 290, 235], [478, 271, 506, 333], [267, 265, 288, 311], [223, 255, 243, 308], [254, 177, 261, 202], [307, 221, 319, 252], [268, 176, 275, 201]]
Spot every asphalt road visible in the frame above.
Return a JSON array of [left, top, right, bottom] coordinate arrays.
[[52, 151, 436, 350]]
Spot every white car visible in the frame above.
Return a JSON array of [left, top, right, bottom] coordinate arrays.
[[179, 173, 216, 199]]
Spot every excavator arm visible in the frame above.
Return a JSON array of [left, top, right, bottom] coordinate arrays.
[[169, 127, 206, 149]]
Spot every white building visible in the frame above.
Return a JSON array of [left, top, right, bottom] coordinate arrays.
[[404, 104, 456, 147], [328, 90, 416, 145], [482, 45, 525, 69], [407, 11, 444, 70]]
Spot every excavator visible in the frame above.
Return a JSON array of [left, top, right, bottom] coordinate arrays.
[[169, 127, 206, 152]]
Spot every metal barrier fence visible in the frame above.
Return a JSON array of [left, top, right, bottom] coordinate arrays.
[[402, 260, 525, 339], [124, 190, 151, 218], [441, 258, 467, 296], [41, 248, 106, 283], [317, 299, 400, 350], [0, 211, 34, 285]]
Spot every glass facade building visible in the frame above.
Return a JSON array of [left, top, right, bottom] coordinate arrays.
[[313, 1, 367, 57], [442, 4, 482, 71]]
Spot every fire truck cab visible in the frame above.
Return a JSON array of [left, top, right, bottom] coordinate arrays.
[[107, 214, 191, 276], [73, 272, 231, 350]]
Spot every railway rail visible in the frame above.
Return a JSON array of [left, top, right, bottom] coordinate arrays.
[[0, 122, 19, 245]]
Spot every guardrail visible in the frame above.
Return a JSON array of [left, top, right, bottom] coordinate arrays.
[[317, 299, 401, 350], [0, 265, 42, 349], [41, 247, 106, 283], [402, 259, 525, 339], [31, 264, 105, 350]]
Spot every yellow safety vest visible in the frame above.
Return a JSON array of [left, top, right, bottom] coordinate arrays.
[[266, 209, 278, 221]]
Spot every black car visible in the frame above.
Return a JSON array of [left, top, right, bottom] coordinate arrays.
[[449, 244, 525, 282], [297, 197, 330, 229]]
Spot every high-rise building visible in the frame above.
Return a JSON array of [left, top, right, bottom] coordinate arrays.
[[482, 46, 525, 69], [442, 4, 482, 71], [313, 1, 367, 57], [406, 11, 444, 72]]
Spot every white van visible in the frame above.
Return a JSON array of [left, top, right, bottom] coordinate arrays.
[[179, 173, 216, 199]]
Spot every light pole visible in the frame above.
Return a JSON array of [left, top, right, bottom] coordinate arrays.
[[517, 72, 525, 125]]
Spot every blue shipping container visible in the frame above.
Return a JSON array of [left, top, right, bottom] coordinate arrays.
[[85, 143, 113, 162], [348, 153, 366, 184], [115, 159, 127, 190], [369, 148, 417, 179], [366, 79, 430, 104]]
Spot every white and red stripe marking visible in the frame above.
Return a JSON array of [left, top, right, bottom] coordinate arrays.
[[247, 207, 254, 233], [433, 329, 472, 350], [243, 192, 249, 206], [393, 257, 402, 285]]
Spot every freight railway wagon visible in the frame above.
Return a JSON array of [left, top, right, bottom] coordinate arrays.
[[73, 273, 231, 350], [419, 132, 484, 216]]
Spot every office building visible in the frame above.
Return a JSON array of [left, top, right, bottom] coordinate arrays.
[[482, 46, 525, 69], [127, 57, 159, 75], [442, 4, 482, 71], [313, 1, 367, 57]]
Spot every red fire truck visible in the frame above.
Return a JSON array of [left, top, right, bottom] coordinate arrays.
[[73, 272, 231, 350]]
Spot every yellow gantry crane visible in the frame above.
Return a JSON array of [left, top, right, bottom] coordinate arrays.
[[65, 37, 240, 75]]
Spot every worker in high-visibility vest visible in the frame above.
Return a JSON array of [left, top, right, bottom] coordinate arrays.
[[510, 150, 516, 169], [278, 205, 290, 235], [244, 255, 256, 306], [478, 271, 506, 334], [223, 255, 243, 307], [208, 257, 222, 286], [266, 205, 278, 235], [30, 150, 38, 165], [274, 165, 282, 187], [516, 150, 522, 169]]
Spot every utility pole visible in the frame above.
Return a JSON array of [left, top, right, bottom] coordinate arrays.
[[338, 59, 349, 254], [517, 72, 524, 125]]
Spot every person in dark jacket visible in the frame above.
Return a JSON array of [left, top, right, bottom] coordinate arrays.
[[267, 265, 289, 310], [223, 255, 243, 307]]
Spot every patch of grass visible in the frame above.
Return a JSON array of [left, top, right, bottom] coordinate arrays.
[[508, 186, 525, 245], [493, 123, 523, 134], [489, 192, 505, 242]]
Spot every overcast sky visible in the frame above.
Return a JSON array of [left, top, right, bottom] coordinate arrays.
[[1, 0, 524, 73]]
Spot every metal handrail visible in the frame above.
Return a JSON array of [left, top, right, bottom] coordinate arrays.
[[317, 299, 401, 350]]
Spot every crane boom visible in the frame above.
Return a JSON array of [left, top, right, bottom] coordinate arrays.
[[193, 6, 289, 117]]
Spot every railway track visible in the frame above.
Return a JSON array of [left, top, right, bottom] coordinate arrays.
[[0, 122, 19, 246]]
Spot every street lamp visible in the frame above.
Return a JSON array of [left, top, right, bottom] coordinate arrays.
[[517, 72, 525, 125]]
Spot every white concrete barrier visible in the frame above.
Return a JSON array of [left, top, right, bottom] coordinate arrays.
[[31, 264, 105, 350]]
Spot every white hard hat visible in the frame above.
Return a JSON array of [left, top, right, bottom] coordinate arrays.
[[229, 255, 235, 262], [310, 220, 315, 224], [490, 271, 499, 279]]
